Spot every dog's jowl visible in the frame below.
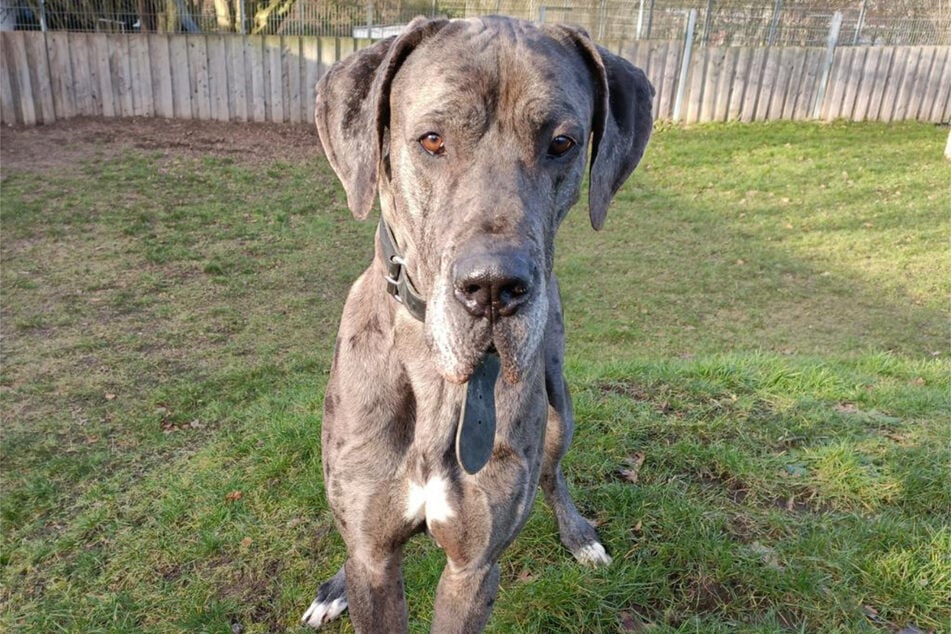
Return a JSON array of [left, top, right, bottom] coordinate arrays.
[[302, 15, 653, 633]]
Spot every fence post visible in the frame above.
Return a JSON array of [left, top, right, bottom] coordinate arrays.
[[673, 9, 697, 122], [812, 11, 843, 119]]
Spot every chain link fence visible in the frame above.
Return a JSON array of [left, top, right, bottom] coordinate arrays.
[[1, 0, 948, 45]]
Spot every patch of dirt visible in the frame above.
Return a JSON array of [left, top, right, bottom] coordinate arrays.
[[0, 117, 322, 175]]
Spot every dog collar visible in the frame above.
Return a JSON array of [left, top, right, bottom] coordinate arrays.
[[378, 217, 427, 321]]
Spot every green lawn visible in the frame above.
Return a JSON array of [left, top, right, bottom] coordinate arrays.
[[1, 120, 949, 634]]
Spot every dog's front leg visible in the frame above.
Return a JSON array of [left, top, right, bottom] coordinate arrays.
[[344, 549, 409, 633], [431, 561, 501, 634]]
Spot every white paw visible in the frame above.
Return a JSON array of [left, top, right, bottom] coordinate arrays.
[[575, 542, 613, 567], [301, 597, 347, 629]]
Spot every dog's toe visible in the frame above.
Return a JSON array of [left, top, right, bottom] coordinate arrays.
[[301, 597, 348, 629], [574, 541, 613, 567]]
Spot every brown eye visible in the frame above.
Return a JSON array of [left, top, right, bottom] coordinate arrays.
[[548, 135, 576, 157], [419, 132, 445, 156]]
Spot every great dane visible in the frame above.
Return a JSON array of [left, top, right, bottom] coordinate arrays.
[[303, 15, 653, 632]]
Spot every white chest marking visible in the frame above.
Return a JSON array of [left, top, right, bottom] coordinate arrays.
[[405, 476, 454, 526]]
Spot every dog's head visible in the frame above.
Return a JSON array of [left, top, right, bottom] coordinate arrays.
[[316, 16, 653, 384]]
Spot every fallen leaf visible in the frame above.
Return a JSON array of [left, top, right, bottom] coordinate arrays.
[[619, 452, 646, 484], [516, 568, 535, 583], [619, 611, 639, 631], [240, 537, 253, 548], [225, 491, 243, 503], [834, 403, 859, 414], [104, 393, 117, 401]]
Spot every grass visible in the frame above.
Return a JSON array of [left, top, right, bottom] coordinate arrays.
[[1, 120, 949, 634]]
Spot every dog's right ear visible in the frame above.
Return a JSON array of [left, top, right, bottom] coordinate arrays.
[[315, 17, 449, 219]]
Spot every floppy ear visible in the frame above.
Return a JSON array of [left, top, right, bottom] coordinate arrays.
[[315, 17, 449, 219], [562, 31, 654, 230]]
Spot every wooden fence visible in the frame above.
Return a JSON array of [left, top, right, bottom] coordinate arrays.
[[1, 30, 949, 126]]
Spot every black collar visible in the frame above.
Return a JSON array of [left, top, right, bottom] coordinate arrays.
[[378, 217, 427, 322]]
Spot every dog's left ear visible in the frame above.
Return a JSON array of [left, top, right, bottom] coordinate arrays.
[[315, 17, 449, 219], [562, 30, 654, 230]]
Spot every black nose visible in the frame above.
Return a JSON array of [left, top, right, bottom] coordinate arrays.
[[453, 254, 532, 319]]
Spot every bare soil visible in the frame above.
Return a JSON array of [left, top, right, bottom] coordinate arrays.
[[0, 117, 322, 175]]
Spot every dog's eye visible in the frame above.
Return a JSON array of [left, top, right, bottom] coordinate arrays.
[[548, 135, 576, 157], [419, 133, 445, 156]]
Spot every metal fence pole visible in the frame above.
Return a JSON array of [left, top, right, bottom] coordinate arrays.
[[853, 0, 869, 45], [673, 9, 697, 122], [813, 11, 843, 119], [646, 0, 654, 39], [636, 0, 645, 39], [767, 0, 782, 46], [701, 0, 714, 46], [38, 0, 48, 31]]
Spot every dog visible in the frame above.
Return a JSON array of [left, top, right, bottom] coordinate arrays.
[[302, 15, 653, 632]]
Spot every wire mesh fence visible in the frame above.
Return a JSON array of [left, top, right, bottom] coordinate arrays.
[[1, 1, 948, 46]]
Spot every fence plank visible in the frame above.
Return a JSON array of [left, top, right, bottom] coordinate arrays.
[[25, 33, 55, 124], [318, 37, 337, 81], [109, 35, 135, 118], [869, 47, 897, 121], [756, 47, 780, 121], [823, 46, 852, 120], [767, 47, 793, 120], [89, 35, 117, 118], [67, 33, 95, 116], [265, 35, 284, 122], [684, 46, 706, 123], [934, 49, 951, 122], [741, 47, 767, 122], [189, 36, 212, 121], [921, 47, 948, 122], [657, 41, 681, 120], [148, 35, 174, 118], [852, 46, 880, 122], [727, 47, 751, 121], [247, 36, 267, 122], [47, 32, 75, 119], [781, 47, 807, 120], [880, 47, 908, 122], [700, 47, 726, 122], [226, 35, 249, 122], [168, 36, 191, 119], [906, 47, 936, 121], [894, 47, 925, 121], [0, 35, 17, 124], [206, 35, 230, 122], [129, 34, 153, 116], [713, 47, 740, 121], [284, 36, 303, 124], [838, 46, 867, 121], [302, 37, 320, 124]]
